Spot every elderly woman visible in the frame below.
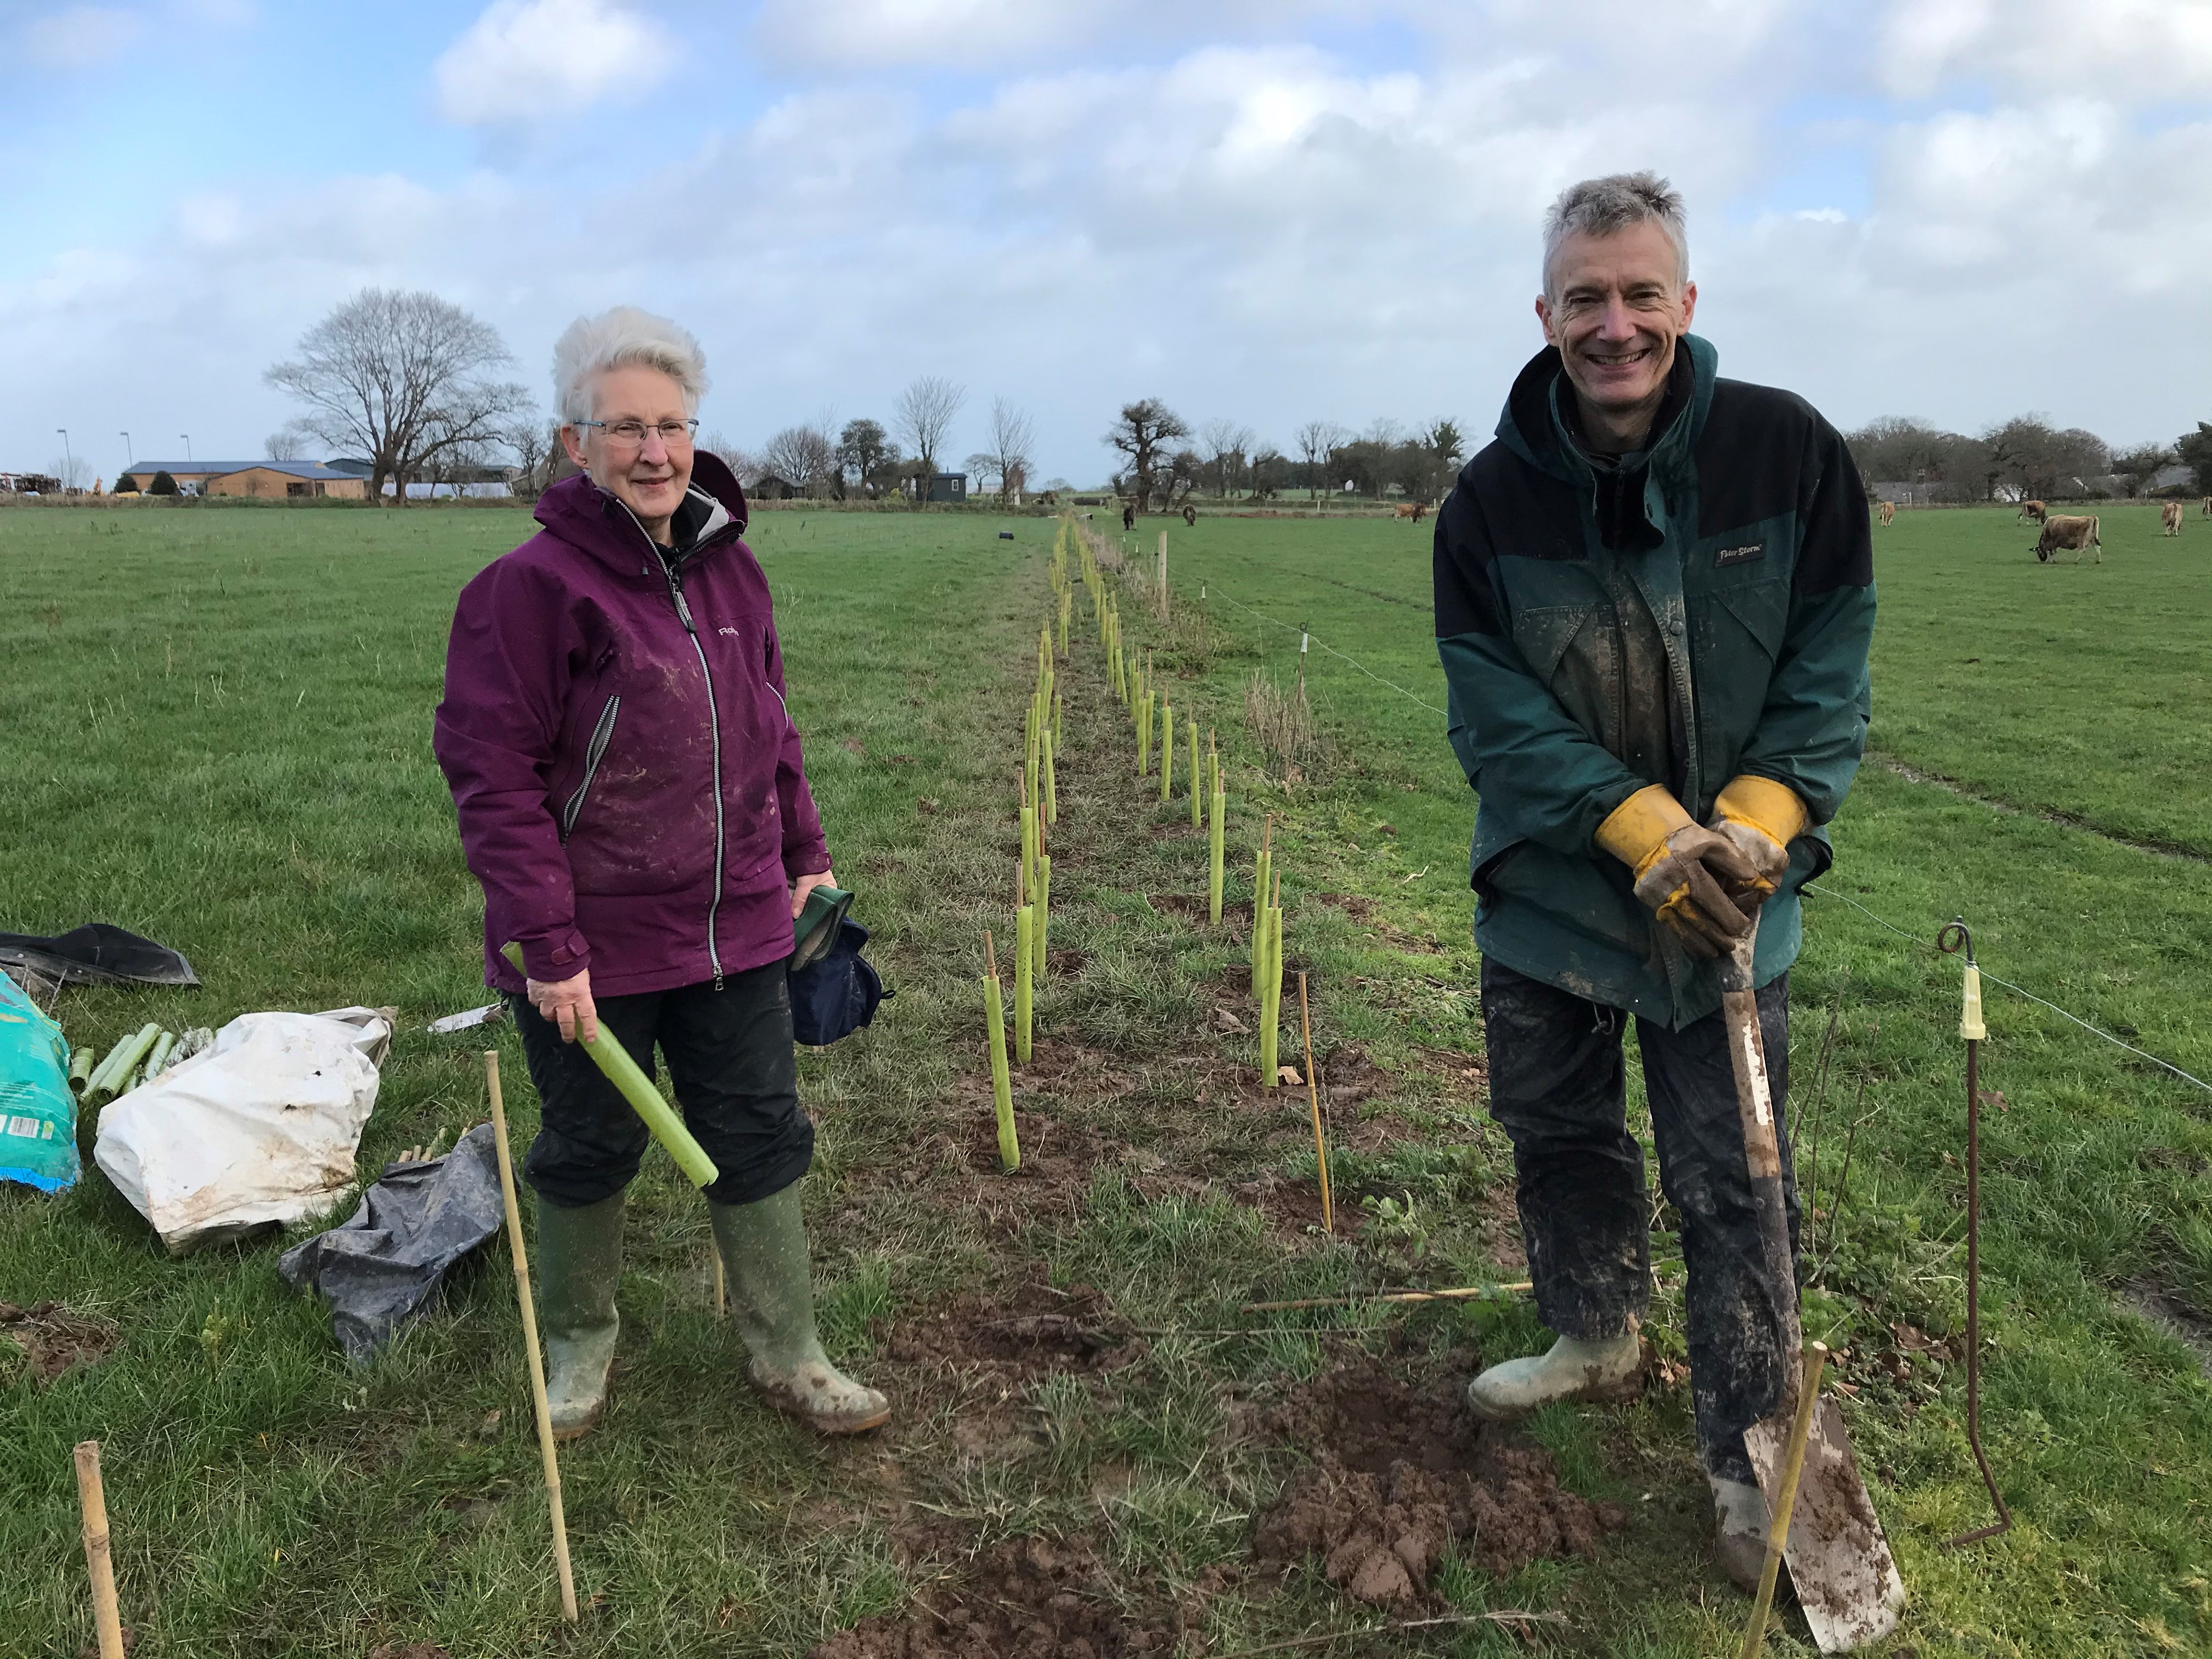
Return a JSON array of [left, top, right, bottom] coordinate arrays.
[[433, 307, 887, 1439]]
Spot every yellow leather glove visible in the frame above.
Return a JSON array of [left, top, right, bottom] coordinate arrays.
[[1708, 775, 1808, 905], [1596, 785, 1759, 959]]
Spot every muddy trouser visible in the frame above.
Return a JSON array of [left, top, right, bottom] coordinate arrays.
[[1477, 955, 1798, 1485], [511, 959, 815, 1210]]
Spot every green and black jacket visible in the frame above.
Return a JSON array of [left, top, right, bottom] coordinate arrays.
[[1432, 335, 1875, 1028]]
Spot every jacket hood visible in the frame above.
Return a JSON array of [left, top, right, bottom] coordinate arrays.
[[1485, 332, 1718, 485], [533, 448, 752, 572]]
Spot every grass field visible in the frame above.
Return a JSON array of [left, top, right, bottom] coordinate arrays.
[[2, 497, 2208, 1657]]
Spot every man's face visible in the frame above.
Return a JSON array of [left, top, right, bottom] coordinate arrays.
[[560, 364, 695, 527], [1535, 221, 1696, 421]]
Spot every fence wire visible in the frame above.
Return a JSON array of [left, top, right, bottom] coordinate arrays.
[[1803, 882, 2212, 1094], [1100, 542, 2209, 1098]]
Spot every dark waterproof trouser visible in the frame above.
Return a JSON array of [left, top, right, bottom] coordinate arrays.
[[1479, 956, 1798, 1485], [512, 959, 815, 1210]]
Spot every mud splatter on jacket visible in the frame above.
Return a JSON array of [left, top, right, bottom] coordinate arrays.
[[1433, 335, 1874, 1029]]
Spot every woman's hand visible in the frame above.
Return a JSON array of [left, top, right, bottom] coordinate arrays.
[[527, 968, 599, 1043], [791, 867, 838, 919]]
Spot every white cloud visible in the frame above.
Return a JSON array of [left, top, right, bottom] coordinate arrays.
[[1877, 0, 2212, 97], [433, 0, 673, 127], [20, 5, 144, 67]]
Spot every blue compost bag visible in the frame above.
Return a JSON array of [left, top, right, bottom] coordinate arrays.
[[0, 973, 78, 1193]]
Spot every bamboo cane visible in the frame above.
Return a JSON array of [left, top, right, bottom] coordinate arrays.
[[484, 1052, 579, 1622], [1209, 782, 1226, 926], [72, 1441, 126, 1659], [1036, 851, 1052, 966], [1014, 905, 1034, 1064], [984, 933, 1019, 1170], [1189, 716, 1201, 827], [1299, 973, 1332, 1232], [1737, 1342, 1831, 1659], [1239, 1283, 1533, 1313]]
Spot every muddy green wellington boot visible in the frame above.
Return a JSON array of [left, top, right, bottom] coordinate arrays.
[[1709, 1475, 1773, 1594], [535, 1192, 625, 1442], [708, 1186, 890, 1435], [1465, 1329, 1642, 1421]]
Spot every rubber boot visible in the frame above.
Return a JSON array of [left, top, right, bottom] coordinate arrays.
[[1465, 1329, 1641, 1421], [535, 1192, 625, 1442], [709, 1186, 890, 1435], [1710, 1475, 1773, 1595]]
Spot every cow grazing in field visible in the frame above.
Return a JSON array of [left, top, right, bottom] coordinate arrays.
[[2018, 500, 2047, 524], [2033, 514, 2101, 563], [1393, 501, 1432, 522], [1394, 502, 1418, 518], [1182, 504, 1197, 526], [2163, 501, 2185, 536], [1878, 501, 1895, 527]]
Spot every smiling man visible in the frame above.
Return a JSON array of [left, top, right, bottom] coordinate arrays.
[[1431, 174, 1875, 1591]]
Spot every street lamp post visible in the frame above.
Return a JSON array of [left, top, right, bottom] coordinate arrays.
[[181, 435, 192, 464], [57, 429, 73, 491], [120, 432, 133, 465]]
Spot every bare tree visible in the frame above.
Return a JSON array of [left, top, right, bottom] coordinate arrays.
[[984, 396, 1036, 505], [504, 416, 557, 502], [266, 288, 528, 506], [1104, 398, 1189, 514], [762, 425, 839, 496], [894, 375, 967, 484], [1293, 420, 1346, 501], [1197, 419, 1254, 498]]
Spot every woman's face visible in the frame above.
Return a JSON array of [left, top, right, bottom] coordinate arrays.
[[562, 365, 695, 529]]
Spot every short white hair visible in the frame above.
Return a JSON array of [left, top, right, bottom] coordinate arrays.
[[551, 306, 709, 425], [1542, 172, 1689, 298]]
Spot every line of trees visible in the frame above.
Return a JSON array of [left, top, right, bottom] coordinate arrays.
[[714, 379, 1046, 505], [1846, 414, 2212, 503], [1102, 401, 1472, 512]]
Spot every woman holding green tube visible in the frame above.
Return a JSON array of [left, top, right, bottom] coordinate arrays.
[[433, 307, 887, 1441]]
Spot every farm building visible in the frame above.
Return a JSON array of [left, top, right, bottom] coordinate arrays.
[[751, 473, 798, 500], [927, 471, 968, 503], [116, 460, 368, 499]]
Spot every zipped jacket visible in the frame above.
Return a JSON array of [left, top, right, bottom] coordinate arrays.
[[1433, 335, 1874, 1028], [435, 452, 828, 998]]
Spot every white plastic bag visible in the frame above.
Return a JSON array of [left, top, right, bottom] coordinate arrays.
[[94, 1007, 392, 1254]]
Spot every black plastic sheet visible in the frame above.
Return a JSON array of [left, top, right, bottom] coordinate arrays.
[[0, 923, 198, 987], [278, 1124, 504, 1363]]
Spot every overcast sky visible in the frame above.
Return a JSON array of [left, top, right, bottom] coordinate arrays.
[[5, 0, 2210, 488]]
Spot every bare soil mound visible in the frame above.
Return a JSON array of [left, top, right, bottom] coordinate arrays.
[[0, 1300, 121, 1384], [808, 1536, 1175, 1658], [1248, 1357, 1629, 1606], [884, 1283, 1146, 1380]]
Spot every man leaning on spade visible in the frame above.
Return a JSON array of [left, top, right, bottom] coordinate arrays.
[[1433, 173, 1874, 1591], [435, 307, 888, 1443]]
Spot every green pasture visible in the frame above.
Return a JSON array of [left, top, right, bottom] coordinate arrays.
[[0, 498, 2207, 1656]]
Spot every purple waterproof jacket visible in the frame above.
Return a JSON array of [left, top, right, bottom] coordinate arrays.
[[434, 452, 828, 998]]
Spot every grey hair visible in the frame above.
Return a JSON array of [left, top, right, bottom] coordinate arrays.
[[1542, 172, 1689, 297], [551, 306, 709, 425]]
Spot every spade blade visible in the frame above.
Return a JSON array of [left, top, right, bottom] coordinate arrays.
[[1746, 1396, 1908, 1651]]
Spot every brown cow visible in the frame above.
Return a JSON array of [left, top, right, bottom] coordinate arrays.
[[2017, 499, 2047, 524], [1393, 502, 1418, 519], [1182, 504, 1197, 526], [2033, 514, 2101, 563], [1878, 501, 1895, 527], [2162, 500, 2184, 536]]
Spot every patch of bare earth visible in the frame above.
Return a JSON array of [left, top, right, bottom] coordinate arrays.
[[808, 1534, 1180, 1658], [1243, 1355, 1629, 1607], [0, 1300, 121, 1383], [885, 1282, 1146, 1381]]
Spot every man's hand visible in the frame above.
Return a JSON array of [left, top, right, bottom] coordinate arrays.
[[1596, 784, 1761, 960], [791, 867, 838, 920], [527, 968, 599, 1043], [1707, 776, 1808, 908]]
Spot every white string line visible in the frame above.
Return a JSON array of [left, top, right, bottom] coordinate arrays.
[[1802, 881, 2212, 1095], [1198, 581, 1450, 717], [1140, 560, 2212, 1097]]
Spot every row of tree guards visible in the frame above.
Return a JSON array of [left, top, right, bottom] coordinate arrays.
[[981, 519, 1333, 1230]]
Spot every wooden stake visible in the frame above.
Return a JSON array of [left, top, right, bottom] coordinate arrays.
[[1299, 973, 1332, 1233], [72, 1441, 125, 1659], [1014, 905, 1034, 1064], [485, 1052, 579, 1622], [1239, 1283, 1533, 1313]]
